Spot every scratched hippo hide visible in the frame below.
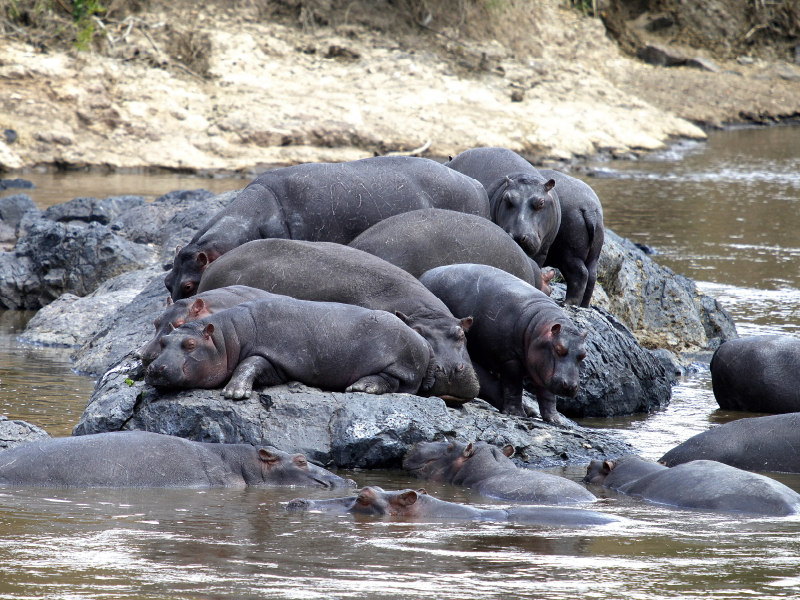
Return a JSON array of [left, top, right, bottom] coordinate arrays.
[[73, 354, 634, 469]]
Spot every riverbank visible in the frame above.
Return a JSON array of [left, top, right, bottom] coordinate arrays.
[[1, 0, 798, 173]]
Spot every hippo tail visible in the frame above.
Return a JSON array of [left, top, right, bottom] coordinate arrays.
[[582, 207, 604, 258]]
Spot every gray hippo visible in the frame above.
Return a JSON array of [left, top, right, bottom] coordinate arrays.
[[419, 264, 587, 422], [584, 455, 800, 516], [348, 208, 553, 295], [286, 486, 619, 526], [138, 285, 273, 365], [165, 156, 490, 300], [195, 240, 479, 402], [538, 170, 604, 308], [145, 295, 435, 399], [403, 440, 596, 504], [710, 336, 800, 413], [659, 413, 800, 474], [445, 147, 560, 266], [0, 431, 356, 488]]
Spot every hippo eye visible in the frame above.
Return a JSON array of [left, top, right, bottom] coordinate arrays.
[[533, 198, 545, 210], [174, 319, 185, 328], [182, 339, 197, 351], [356, 495, 370, 506], [293, 455, 308, 468], [555, 346, 568, 357], [182, 282, 195, 295]]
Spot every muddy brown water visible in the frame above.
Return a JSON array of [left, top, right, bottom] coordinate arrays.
[[1, 126, 800, 599]]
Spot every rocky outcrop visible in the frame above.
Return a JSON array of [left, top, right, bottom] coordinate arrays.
[[43, 195, 146, 226], [0, 415, 50, 451]]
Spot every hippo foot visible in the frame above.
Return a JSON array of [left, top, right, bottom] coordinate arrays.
[[222, 386, 253, 400], [346, 375, 396, 395]]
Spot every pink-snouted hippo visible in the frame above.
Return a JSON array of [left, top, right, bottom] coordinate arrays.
[[0, 431, 356, 489], [144, 295, 435, 399], [419, 264, 587, 422]]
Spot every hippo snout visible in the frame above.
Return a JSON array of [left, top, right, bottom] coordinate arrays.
[[550, 377, 580, 397], [513, 233, 540, 256], [286, 498, 314, 512]]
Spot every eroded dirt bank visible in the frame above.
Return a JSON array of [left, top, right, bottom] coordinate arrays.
[[0, 0, 798, 172]]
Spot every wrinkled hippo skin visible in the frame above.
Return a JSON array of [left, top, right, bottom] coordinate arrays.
[[659, 413, 800, 474], [196, 240, 479, 401], [287, 486, 618, 526], [0, 431, 355, 488], [445, 147, 561, 266], [349, 208, 551, 294], [710, 335, 800, 413], [145, 296, 435, 398], [404, 440, 595, 504], [420, 264, 586, 422], [539, 170, 605, 308], [138, 285, 273, 365], [165, 155, 490, 300], [584, 455, 800, 516]]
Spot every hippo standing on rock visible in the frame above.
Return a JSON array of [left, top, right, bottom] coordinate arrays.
[[403, 440, 596, 504], [445, 147, 561, 266], [287, 486, 619, 526], [584, 455, 800, 516], [164, 156, 490, 300], [138, 285, 273, 365], [348, 208, 553, 295], [0, 431, 356, 488], [196, 240, 480, 402], [419, 264, 587, 422], [538, 170, 604, 307], [145, 295, 436, 399]]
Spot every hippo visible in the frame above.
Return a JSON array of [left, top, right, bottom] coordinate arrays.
[[403, 440, 596, 504], [659, 413, 800, 474], [138, 285, 273, 365], [287, 486, 619, 526], [710, 336, 800, 413], [0, 431, 356, 489], [145, 295, 435, 399], [195, 240, 480, 402], [348, 208, 553, 295], [445, 147, 560, 266], [419, 264, 587, 422], [538, 170, 604, 307], [165, 155, 490, 300], [583, 455, 800, 516]]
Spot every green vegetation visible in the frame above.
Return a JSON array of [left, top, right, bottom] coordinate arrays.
[[71, 0, 104, 50]]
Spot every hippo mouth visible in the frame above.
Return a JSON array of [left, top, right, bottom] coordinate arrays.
[[513, 234, 540, 257]]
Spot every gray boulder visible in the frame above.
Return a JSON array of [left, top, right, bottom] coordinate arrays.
[[43, 195, 146, 226], [0, 193, 39, 227], [0, 415, 50, 451]]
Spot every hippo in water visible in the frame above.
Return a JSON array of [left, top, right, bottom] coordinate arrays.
[[584, 455, 800, 516], [195, 240, 480, 402], [0, 431, 356, 489], [538, 169, 604, 307], [138, 285, 273, 365], [286, 486, 619, 526], [145, 295, 435, 399], [710, 336, 800, 413], [445, 147, 560, 266], [165, 155, 490, 300], [659, 413, 800, 474], [348, 208, 553, 295], [419, 264, 587, 422], [403, 440, 596, 504]]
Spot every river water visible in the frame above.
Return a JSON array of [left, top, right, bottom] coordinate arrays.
[[1, 126, 799, 599]]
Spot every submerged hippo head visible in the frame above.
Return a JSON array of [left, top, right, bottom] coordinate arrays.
[[492, 175, 559, 259], [583, 459, 615, 485], [403, 440, 472, 482], [286, 486, 429, 516], [164, 244, 221, 301], [138, 297, 215, 365], [144, 320, 229, 390], [395, 312, 480, 402], [526, 321, 587, 398], [256, 446, 356, 489]]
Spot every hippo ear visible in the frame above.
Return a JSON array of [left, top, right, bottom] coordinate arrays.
[[396, 490, 419, 507], [541, 269, 556, 284], [416, 488, 429, 495], [189, 298, 206, 318], [549, 323, 562, 338], [544, 179, 556, 193], [463, 442, 475, 458], [166, 296, 173, 307], [258, 448, 280, 464], [448, 155, 453, 161], [501, 444, 514, 458], [395, 311, 409, 324], [460, 317, 473, 332], [175, 245, 182, 256], [203, 323, 215, 339], [197, 252, 210, 267], [602, 460, 616, 473]]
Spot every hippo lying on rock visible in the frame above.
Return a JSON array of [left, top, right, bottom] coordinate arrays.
[[584, 455, 800, 516], [196, 240, 480, 402], [138, 285, 272, 365], [165, 155, 490, 300], [445, 147, 560, 266], [287, 486, 619, 526], [0, 431, 355, 488], [420, 264, 587, 422], [659, 413, 800, 474], [348, 208, 552, 294], [403, 440, 596, 504], [145, 295, 435, 399], [710, 336, 800, 413]]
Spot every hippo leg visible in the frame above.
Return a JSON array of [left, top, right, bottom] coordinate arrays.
[[580, 259, 599, 309], [224, 356, 281, 400], [530, 383, 565, 425], [473, 361, 506, 412], [496, 361, 526, 417], [557, 256, 589, 307], [346, 374, 401, 395]]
